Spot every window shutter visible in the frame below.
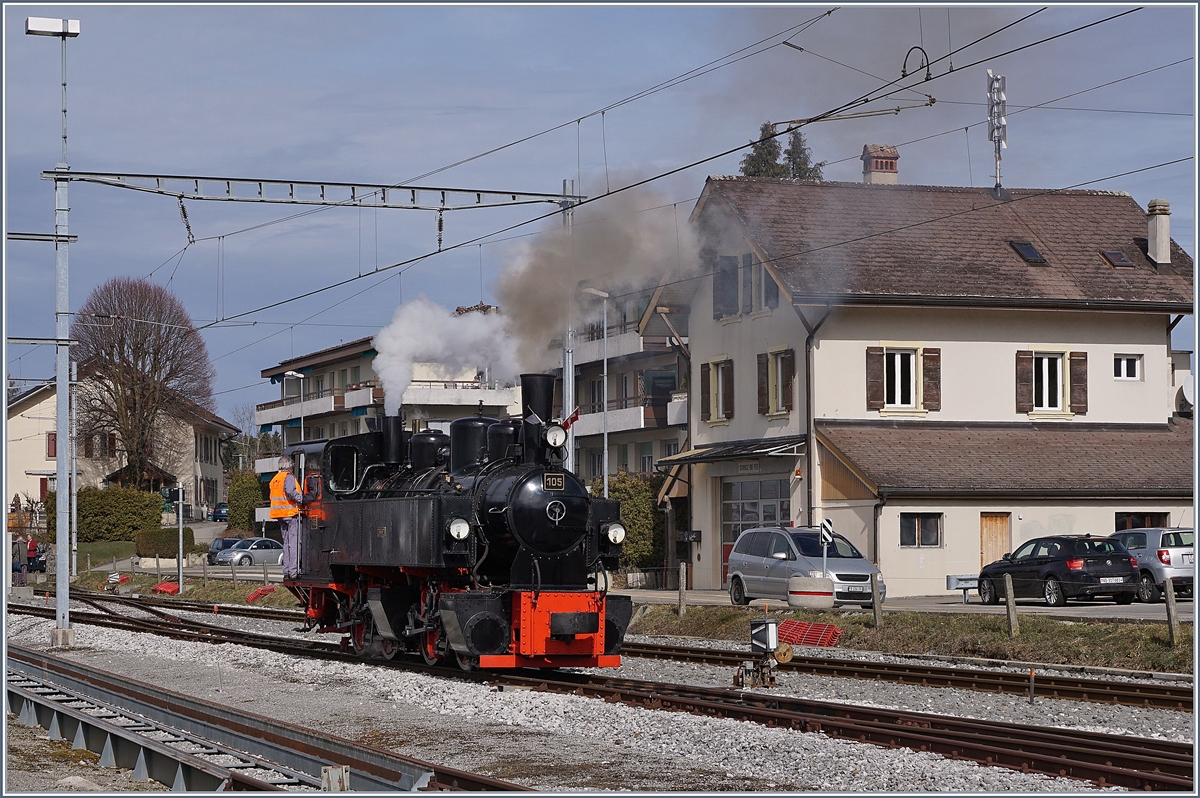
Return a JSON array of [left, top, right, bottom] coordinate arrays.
[[865, 347, 885, 410], [108, 433, 117, 456], [84, 435, 94, 459], [741, 254, 753, 315], [757, 353, 769, 414], [713, 256, 739, 318], [1016, 350, 1034, 413], [1069, 351, 1088, 414], [921, 348, 941, 411], [781, 349, 795, 411], [46, 432, 57, 458], [700, 363, 711, 421], [722, 360, 735, 419], [763, 267, 779, 309]]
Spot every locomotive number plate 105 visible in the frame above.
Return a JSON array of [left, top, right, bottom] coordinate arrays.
[[543, 473, 565, 491]]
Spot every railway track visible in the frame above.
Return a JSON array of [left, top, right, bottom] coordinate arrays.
[[6, 601, 1192, 790], [620, 641, 1195, 711], [34, 591, 1194, 711], [6, 644, 525, 792]]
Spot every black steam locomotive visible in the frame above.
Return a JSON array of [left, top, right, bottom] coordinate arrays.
[[283, 373, 633, 670]]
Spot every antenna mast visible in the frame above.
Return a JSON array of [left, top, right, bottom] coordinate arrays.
[[987, 70, 1007, 190]]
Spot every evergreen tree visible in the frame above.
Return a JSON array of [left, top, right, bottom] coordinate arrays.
[[739, 122, 788, 178], [784, 128, 825, 180]]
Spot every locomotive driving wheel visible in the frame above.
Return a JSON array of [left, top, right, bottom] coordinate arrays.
[[420, 626, 443, 666], [455, 652, 479, 672], [380, 637, 398, 660], [349, 617, 373, 656]]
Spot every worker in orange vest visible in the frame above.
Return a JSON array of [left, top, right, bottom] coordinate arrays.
[[270, 456, 305, 578]]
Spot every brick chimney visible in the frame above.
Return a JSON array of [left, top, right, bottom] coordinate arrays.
[[861, 145, 899, 184], [1147, 198, 1171, 266]]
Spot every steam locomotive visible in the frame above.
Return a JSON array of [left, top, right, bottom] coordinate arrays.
[[283, 373, 633, 670]]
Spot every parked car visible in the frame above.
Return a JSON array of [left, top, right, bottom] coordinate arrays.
[[726, 526, 885, 608], [1109, 528, 1194, 603], [206, 537, 242, 565], [978, 535, 1138, 607], [214, 537, 284, 567], [212, 503, 229, 523]]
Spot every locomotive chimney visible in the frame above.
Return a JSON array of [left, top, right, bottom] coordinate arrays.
[[520, 373, 555, 464], [381, 413, 406, 465]]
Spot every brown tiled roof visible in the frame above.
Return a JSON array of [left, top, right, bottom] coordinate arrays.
[[700, 177, 1193, 311], [263, 336, 376, 377], [817, 418, 1192, 497]]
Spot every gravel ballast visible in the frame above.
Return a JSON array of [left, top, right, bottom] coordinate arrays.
[[5, 607, 1193, 791]]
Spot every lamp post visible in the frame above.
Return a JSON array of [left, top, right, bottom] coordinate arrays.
[[284, 371, 305, 445], [582, 288, 609, 499], [27, 15, 80, 648]]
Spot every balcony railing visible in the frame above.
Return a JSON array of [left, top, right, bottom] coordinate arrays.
[[407, 379, 509, 391], [578, 320, 639, 343], [581, 393, 670, 415], [256, 381, 381, 412]]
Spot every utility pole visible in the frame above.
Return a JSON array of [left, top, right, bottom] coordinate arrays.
[[26, 15, 80, 648], [561, 179, 576, 473]]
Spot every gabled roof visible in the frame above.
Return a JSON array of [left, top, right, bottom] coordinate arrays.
[[695, 177, 1193, 312], [262, 335, 376, 379], [817, 418, 1192, 498]]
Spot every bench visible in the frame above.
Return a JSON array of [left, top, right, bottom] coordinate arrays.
[[946, 574, 979, 604]]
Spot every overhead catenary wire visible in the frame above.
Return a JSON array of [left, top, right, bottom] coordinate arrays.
[[193, 5, 1136, 332]]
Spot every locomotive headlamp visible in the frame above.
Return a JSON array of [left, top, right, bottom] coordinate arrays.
[[448, 517, 471, 540], [605, 523, 627, 545], [544, 424, 567, 448]]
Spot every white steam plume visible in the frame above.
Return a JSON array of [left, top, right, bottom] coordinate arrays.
[[372, 296, 519, 416], [495, 182, 700, 371]]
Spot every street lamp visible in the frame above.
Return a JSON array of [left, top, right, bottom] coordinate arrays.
[[284, 371, 305, 444], [582, 288, 609, 499], [27, 14, 80, 649]]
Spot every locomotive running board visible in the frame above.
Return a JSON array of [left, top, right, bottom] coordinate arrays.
[[478, 654, 621, 668]]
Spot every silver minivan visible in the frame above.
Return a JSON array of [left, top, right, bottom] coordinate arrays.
[[1109, 528, 1194, 602], [726, 526, 885, 608]]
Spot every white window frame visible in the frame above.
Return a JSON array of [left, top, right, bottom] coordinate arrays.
[[884, 348, 917, 409], [1033, 352, 1064, 410], [1114, 354, 1142, 381], [766, 347, 791, 416]]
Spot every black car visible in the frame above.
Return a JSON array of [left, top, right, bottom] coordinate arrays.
[[978, 535, 1138, 606], [206, 537, 241, 565]]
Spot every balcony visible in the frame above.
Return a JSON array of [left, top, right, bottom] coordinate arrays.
[[255, 379, 518, 427], [572, 329, 676, 365], [570, 394, 681, 436], [255, 381, 383, 426]]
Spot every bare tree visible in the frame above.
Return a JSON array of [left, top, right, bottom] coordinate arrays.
[[226, 402, 259, 472], [72, 277, 215, 491]]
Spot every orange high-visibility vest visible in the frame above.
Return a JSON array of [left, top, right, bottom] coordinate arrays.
[[269, 472, 300, 519]]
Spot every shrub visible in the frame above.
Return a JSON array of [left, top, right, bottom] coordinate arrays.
[[45, 488, 162, 544], [589, 472, 665, 570], [135, 527, 195, 558], [227, 472, 265, 533]]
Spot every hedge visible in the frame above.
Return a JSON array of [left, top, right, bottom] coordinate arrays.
[[589, 472, 665, 570], [134, 527, 195, 558], [45, 488, 162, 544], [226, 472, 266, 533]]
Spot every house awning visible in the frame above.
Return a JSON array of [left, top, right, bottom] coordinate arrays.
[[655, 434, 806, 467]]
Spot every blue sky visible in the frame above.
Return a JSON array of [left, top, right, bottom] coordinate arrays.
[[4, 3, 1196, 422]]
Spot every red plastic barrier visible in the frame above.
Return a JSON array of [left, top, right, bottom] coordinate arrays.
[[246, 585, 277, 603], [778, 619, 842, 647], [151, 581, 180, 595]]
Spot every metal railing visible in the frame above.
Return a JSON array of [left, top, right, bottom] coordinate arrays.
[[256, 381, 381, 412], [581, 394, 671, 415], [578, 320, 639, 343]]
